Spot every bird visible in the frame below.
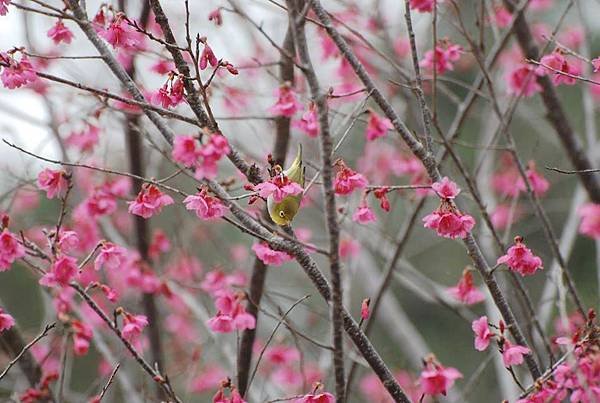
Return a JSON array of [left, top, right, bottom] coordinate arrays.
[[267, 145, 305, 226]]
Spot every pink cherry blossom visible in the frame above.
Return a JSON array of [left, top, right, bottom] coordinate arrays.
[[195, 134, 231, 180], [409, 0, 436, 13], [57, 230, 79, 253], [94, 242, 127, 271], [127, 184, 174, 219], [254, 175, 303, 203], [207, 312, 234, 333], [151, 84, 177, 109], [148, 229, 171, 260], [420, 43, 462, 75], [122, 313, 148, 341], [199, 42, 218, 70], [0, 307, 15, 332], [150, 59, 175, 75], [252, 242, 293, 266], [361, 298, 370, 320], [40, 255, 79, 287], [492, 6, 512, 28], [334, 162, 368, 195], [420, 360, 462, 396], [37, 168, 68, 199], [99, 16, 139, 49], [269, 85, 301, 117], [536, 51, 579, 86], [592, 57, 600, 73], [423, 208, 475, 239], [0, 0, 10, 16], [294, 103, 319, 137], [526, 162, 550, 196], [496, 237, 543, 276], [491, 204, 521, 230], [0, 53, 37, 89], [71, 320, 93, 355], [471, 316, 493, 351], [294, 392, 335, 403], [352, 203, 377, 224], [578, 203, 600, 239], [447, 269, 485, 305], [0, 228, 25, 271], [339, 238, 360, 259], [506, 64, 542, 97], [265, 344, 300, 365], [365, 111, 393, 141], [66, 124, 100, 153], [47, 20, 74, 45], [172, 135, 201, 167], [208, 9, 223, 25], [432, 177, 460, 199], [502, 340, 530, 367]]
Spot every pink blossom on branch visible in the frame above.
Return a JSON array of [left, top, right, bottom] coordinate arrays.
[[0, 228, 25, 271], [352, 201, 377, 224], [409, 0, 437, 13], [252, 242, 293, 266], [0, 307, 15, 332], [471, 316, 493, 351], [447, 269, 485, 305], [98, 15, 139, 49], [419, 42, 463, 75], [254, 175, 303, 203], [0, 53, 37, 89], [37, 168, 69, 199], [501, 340, 531, 367], [294, 392, 335, 403], [199, 42, 218, 70], [172, 135, 201, 167], [365, 111, 393, 141], [432, 177, 460, 199], [184, 189, 229, 220], [419, 357, 462, 396], [334, 161, 368, 195], [0, 0, 10, 16], [127, 184, 174, 219], [39, 255, 79, 288], [535, 51, 580, 86], [121, 313, 148, 341], [47, 20, 74, 45], [578, 203, 600, 239], [496, 236, 543, 276], [506, 64, 542, 97], [94, 242, 127, 271], [294, 103, 320, 137], [269, 84, 301, 117]]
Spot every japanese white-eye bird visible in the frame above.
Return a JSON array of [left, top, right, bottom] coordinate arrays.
[[267, 145, 305, 226]]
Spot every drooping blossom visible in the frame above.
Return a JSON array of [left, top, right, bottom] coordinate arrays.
[[506, 64, 542, 97], [294, 392, 335, 403], [0, 228, 25, 271], [492, 6, 512, 28], [294, 103, 319, 137], [496, 236, 543, 276], [361, 298, 370, 320], [423, 200, 475, 240], [37, 168, 69, 199], [419, 357, 462, 396], [592, 57, 600, 73], [0, 53, 37, 89], [334, 161, 368, 195], [99, 15, 139, 49], [0, 307, 15, 332], [365, 111, 393, 141], [472, 316, 493, 351], [199, 42, 218, 70], [172, 135, 201, 166], [447, 269, 485, 305], [254, 175, 303, 203], [535, 51, 580, 86], [0, 0, 10, 16], [57, 230, 79, 253], [127, 184, 174, 219], [432, 177, 460, 199], [150, 58, 175, 75], [373, 187, 390, 212], [491, 204, 521, 230], [578, 203, 600, 239], [121, 313, 148, 341], [66, 124, 100, 153], [40, 255, 78, 287], [409, 0, 436, 13], [420, 42, 462, 75], [525, 161, 550, 196], [94, 242, 127, 271], [184, 189, 229, 220], [252, 242, 293, 266], [207, 291, 256, 333], [195, 134, 231, 180], [269, 85, 301, 117], [352, 201, 377, 224], [71, 320, 93, 355], [47, 20, 74, 44], [208, 9, 223, 25], [501, 340, 531, 367]]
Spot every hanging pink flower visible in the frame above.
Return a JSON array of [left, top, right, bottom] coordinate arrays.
[[172, 135, 201, 167], [432, 177, 460, 199], [502, 340, 531, 367], [361, 298, 370, 320], [184, 189, 229, 220], [208, 9, 223, 25], [294, 103, 320, 137], [294, 392, 335, 403], [0, 307, 15, 332], [526, 161, 550, 196], [207, 312, 234, 333], [254, 174, 303, 203], [409, 0, 436, 13], [492, 6, 512, 28], [148, 230, 171, 260], [506, 64, 542, 97], [0, 53, 37, 89], [66, 124, 100, 153], [578, 203, 600, 239], [423, 208, 475, 239], [94, 242, 127, 271], [37, 168, 69, 199], [269, 85, 301, 117], [40, 255, 79, 287], [71, 320, 93, 355], [491, 204, 521, 231], [252, 243, 293, 266], [496, 236, 543, 276], [419, 42, 463, 75], [47, 20, 74, 45], [0, 229, 25, 271], [419, 359, 462, 396], [195, 134, 231, 180], [471, 316, 493, 351], [352, 202, 377, 224], [334, 161, 368, 195], [536, 51, 580, 86], [365, 111, 393, 141], [127, 184, 174, 219], [199, 42, 218, 70], [122, 313, 148, 341], [99, 16, 139, 49], [447, 269, 485, 305]]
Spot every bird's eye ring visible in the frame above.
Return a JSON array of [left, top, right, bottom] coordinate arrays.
[[279, 211, 286, 218]]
